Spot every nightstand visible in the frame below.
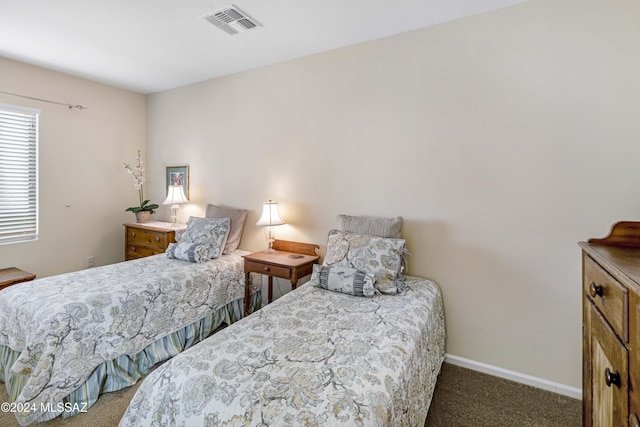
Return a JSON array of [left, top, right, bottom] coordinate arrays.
[[124, 221, 187, 260], [0, 267, 36, 292], [243, 240, 319, 315]]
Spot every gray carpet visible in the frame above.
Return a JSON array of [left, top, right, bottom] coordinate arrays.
[[1, 362, 581, 426], [426, 363, 582, 427]]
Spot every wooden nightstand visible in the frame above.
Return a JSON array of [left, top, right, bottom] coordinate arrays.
[[0, 267, 36, 292], [124, 221, 187, 260], [243, 240, 319, 315]]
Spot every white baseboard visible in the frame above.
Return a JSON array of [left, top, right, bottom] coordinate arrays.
[[444, 354, 583, 400]]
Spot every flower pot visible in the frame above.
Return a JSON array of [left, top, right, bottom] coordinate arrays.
[[135, 211, 152, 223]]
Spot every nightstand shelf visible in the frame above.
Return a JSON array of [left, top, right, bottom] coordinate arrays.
[[243, 240, 319, 315]]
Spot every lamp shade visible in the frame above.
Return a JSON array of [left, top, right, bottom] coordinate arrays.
[[163, 185, 189, 205], [256, 200, 285, 226]]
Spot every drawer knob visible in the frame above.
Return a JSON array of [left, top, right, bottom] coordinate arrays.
[[130, 247, 136, 252], [590, 282, 604, 298], [605, 367, 620, 388], [131, 232, 136, 238], [264, 266, 270, 272], [154, 236, 160, 242]]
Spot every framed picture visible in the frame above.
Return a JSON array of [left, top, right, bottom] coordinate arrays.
[[166, 166, 189, 199]]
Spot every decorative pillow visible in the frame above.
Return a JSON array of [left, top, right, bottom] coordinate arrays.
[[324, 231, 406, 294], [166, 242, 209, 263], [337, 214, 403, 238], [180, 216, 231, 259], [311, 264, 375, 297], [205, 204, 248, 254]]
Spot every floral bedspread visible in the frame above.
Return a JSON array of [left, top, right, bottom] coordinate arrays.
[[120, 276, 445, 427], [0, 251, 259, 426]]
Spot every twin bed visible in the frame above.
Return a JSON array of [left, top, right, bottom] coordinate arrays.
[[0, 250, 261, 425], [0, 205, 261, 425], [120, 275, 444, 426], [1, 213, 446, 426]]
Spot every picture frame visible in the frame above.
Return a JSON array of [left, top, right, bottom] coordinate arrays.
[[166, 166, 189, 199]]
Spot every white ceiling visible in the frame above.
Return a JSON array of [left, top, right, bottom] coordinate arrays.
[[0, 0, 527, 94]]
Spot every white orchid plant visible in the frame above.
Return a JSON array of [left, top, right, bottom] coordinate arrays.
[[124, 150, 159, 213]]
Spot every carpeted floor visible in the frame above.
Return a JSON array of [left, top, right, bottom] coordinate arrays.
[[426, 363, 582, 427], [1, 362, 581, 426], [0, 376, 141, 427]]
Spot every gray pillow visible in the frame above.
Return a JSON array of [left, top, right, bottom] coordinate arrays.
[[205, 204, 248, 254], [336, 214, 403, 238]]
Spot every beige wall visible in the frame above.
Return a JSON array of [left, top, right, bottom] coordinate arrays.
[[1, 0, 635, 393], [146, 0, 640, 389], [0, 58, 146, 277]]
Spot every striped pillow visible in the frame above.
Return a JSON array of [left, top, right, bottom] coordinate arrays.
[[311, 264, 375, 297], [166, 242, 209, 263]]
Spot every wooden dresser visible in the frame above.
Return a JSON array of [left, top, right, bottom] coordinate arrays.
[[124, 222, 186, 260], [580, 221, 640, 427]]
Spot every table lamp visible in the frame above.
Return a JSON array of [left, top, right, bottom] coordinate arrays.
[[256, 200, 285, 252], [163, 185, 189, 224]]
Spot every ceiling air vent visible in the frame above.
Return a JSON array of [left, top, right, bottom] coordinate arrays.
[[202, 5, 261, 35]]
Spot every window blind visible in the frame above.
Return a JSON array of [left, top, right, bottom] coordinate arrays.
[[0, 103, 39, 244]]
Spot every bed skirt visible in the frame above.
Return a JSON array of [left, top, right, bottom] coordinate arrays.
[[0, 291, 261, 423]]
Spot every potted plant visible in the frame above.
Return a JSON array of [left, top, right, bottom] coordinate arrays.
[[124, 150, 159, 223]]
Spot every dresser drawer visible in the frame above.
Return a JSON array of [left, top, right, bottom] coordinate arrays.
[[244, 260, 291, 279], [126, 243, 165, 260], [126, 227, 170, 249], [584, 255, 629, 342], [124, 223, 182, 261]]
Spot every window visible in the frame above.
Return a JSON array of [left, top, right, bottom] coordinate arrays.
[[0, 103, 39, 244]]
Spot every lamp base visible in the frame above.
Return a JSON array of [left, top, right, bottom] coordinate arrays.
[[263, 230, 276, 253], [170, 205, 179, 223]]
